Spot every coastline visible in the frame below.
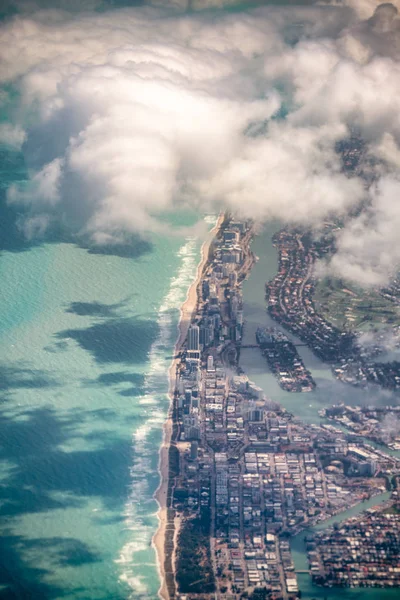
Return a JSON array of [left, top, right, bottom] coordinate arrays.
[[153, 213, 225, 600], [150, 217, 400, 600]]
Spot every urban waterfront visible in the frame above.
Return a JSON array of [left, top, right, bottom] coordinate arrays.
[[290, 492, 398, 600], [240, 223, 400, 599], [2, 199, 399, 599], [240, 223, 400, 424], [156, 212, 400, 599]]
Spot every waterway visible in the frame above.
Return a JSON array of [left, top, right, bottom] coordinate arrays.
[[239, 222, 400, 600], [290, 491, 398, 600], [240, 222, 400, 423]]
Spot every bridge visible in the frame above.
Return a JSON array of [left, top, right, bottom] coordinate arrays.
[[240, 343, 308, 349], [240, 344, 260, 349]]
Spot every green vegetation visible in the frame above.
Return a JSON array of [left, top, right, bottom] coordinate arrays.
[[168, 444, 179, 479], [176, 509, 215, 594], [314, 276, 400, 331], [248, 588, 269, 599], [167, 444, 180, 506], [383, 505, 400, 515], [164, 508, 177, 599]]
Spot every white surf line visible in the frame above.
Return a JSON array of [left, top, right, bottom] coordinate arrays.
[[117, 235, 200, 599]]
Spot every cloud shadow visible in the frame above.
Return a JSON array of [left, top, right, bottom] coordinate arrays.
[[0, 364, 59, 402], [56, 318, 158, 365], [65, 301, 124, 318], [0, 404, 135, 599]]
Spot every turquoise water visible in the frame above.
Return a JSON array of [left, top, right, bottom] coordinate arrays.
[[0, 144, 207, 598]]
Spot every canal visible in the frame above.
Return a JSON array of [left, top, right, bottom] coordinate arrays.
[[240, 222, 400, 423], [290, 492, 398, 600], [239, 222, 400, 599]]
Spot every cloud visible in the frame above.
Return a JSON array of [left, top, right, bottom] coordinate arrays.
[[1, 2, 400, 285], [321, 176, 400, 286], [0, 123, 26, 149], [0, 6, 286, 238], [1, 0, 106, 14], [339, 0, 400, 19], [339, 2, 400, 60], [197, 120, 364, 222]]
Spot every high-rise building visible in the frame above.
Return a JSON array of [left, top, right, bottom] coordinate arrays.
[[184, 390, 192, 414], [190, 441, 199, 459], [202, 279, 210, 300], [223, 230, 239, 244], [229, 272, 238, 288], [212, 314, 221, 330], [189, 426, 200, 441], [199, 325, 206, 346], [249, 409, 265, 422], [187, 324, 200, 351], [200, 323, 214, 347], [206, 326, 214, 346], [230, 295, 239, 318]]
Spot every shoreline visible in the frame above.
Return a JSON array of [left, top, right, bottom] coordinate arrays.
[[152, 213, 225, 600], [150, 217, 400, 599]]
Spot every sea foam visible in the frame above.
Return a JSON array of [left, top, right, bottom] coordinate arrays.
[[118, 234, 200, 598]]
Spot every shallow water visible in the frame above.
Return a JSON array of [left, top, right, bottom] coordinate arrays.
[[0, 141, 205, 599]]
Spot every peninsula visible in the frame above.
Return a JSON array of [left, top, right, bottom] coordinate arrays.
[[154, 216, 400, 600], [267, 228, 400, 391]]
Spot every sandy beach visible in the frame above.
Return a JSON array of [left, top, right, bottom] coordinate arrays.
[[153, 213, 224, 600]]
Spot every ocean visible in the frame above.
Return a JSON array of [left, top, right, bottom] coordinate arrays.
[[0, 138, 209, 598]]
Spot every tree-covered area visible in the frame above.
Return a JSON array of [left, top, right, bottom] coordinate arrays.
[[175, 509, 215, 594], [248, 588, 268, 599]]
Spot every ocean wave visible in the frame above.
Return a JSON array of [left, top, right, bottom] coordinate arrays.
[[117, 234, 200, 598]]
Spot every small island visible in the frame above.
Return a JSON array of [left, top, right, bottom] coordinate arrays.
[[256, 327, 315, 392]]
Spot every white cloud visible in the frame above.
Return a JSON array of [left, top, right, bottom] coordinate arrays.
[[0, 7, 287, 236], [196, 120, 364, 222], [8, 157, 63, 206], [1, 2, 400, 286], [0, 123, 26, 149], [321, 177, 400, 286]]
